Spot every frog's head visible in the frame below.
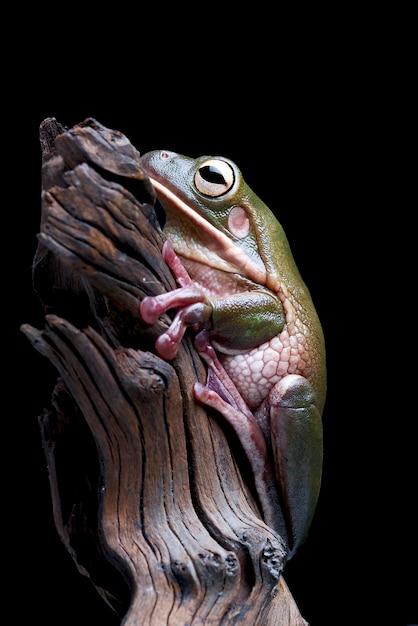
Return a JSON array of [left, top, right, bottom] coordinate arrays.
[[140, 150, 298, 291]]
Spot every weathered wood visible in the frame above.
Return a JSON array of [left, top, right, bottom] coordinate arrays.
[[21, 117, 309, 625]]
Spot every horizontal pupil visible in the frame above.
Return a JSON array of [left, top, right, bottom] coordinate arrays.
[[200, 165, 225, 185]]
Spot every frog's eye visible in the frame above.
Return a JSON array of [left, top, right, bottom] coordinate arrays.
[[194, 159, 235, 197]]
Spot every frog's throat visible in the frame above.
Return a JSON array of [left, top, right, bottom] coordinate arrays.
[[149, 177, 283, 297]]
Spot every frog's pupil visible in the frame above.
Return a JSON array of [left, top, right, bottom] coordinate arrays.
[[200, 165, 225, 185]]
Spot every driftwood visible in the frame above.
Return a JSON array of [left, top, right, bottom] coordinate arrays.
[[21, 117, 309, 625]]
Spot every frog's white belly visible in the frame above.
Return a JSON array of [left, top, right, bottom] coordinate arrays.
[[180, 257, 314, 410], [220, 323, 312, 410]]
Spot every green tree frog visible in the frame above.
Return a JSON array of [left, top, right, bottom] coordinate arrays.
[[139, 150, 326, 559]]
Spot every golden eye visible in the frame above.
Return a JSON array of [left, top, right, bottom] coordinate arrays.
[[194, 159, 235, 197]]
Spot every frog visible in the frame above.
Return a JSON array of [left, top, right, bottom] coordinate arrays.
[[139, 149, 326, 560]]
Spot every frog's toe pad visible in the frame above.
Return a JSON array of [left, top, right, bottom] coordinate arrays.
[[155, 333, 179, 360], [140, 296, 161, 324]]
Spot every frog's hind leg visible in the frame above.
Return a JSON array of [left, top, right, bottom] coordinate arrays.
[[265, 374, 323, 557], [193, 332, 289, 545]]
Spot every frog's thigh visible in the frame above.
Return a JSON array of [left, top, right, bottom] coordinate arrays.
[[268, 374, 323, 555]]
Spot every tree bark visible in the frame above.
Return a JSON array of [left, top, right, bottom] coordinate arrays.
[[21, 117, 309, 625]]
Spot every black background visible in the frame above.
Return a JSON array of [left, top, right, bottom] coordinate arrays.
[[6, 13, 415, 626]]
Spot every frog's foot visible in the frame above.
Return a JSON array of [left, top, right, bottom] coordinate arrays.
[[194, 331, 251, 416], [141, 292, 211, 359], [140, 241, 213, 359], [194, 380, 286, 540]]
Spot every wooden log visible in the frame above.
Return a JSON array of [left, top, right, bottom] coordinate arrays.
[[21, 117, 309, 625]]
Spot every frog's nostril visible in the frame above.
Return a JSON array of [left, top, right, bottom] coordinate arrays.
[[161, 150, 171, 159]]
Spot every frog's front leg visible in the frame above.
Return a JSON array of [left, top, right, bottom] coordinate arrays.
[[140, 240, 212, 359], [140, 239, 284, 359]]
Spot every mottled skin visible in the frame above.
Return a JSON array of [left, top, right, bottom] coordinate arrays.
[[139, 150, 326, 559]]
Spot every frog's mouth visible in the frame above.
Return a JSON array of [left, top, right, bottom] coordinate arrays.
[[149, 176, 279, 293]]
